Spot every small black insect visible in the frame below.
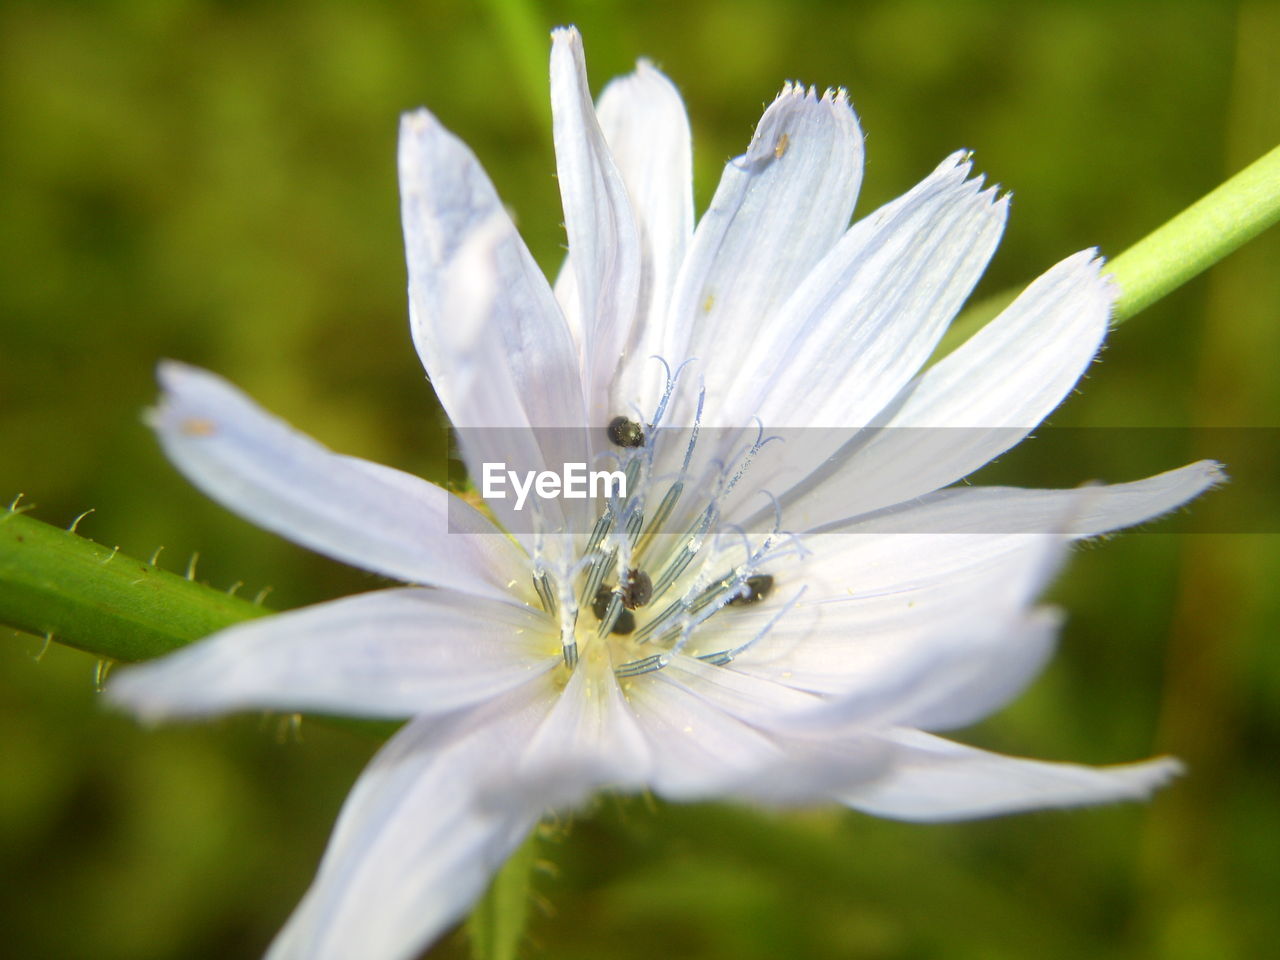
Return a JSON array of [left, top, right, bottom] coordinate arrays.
[[606, 416, 645, 448], [728, 574, 773, 606], [591, 585, 637, 635], [618, 567, 653, 609]]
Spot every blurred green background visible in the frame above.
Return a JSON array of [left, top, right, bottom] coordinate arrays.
[[2, 0, 1278, 957]]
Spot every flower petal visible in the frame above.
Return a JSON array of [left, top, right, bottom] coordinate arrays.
[[515, 654, 652, 806], [776, 249, 1113, 526], [106, 588, 558, 721], [728, 152, 1007, 431], [149, 362, 529, 599], [899, 607, 1062, 731], [816, 460, 1225, 535], [841, 728, 1184, 821], [626, 664, 889, 804], [593, 59, 695, 418], [717, 527, 1072, 696], [664, 83, 863, 424], [431, 217, 585, 539], [550, 27, 644, 424], [399, 108, 587, 432], [266, 688, 557, 960], [775, 606, 1064, 734]]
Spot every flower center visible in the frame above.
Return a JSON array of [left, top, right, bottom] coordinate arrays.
[[527, 378, 801, 683]]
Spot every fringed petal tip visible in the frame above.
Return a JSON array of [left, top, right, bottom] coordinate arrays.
[[769, 81, 859, 124], [931, 150, 1004, 203], [550, 24, 581, 49], [1202, 459, 1230, 487], [773, 79, 851, 103]]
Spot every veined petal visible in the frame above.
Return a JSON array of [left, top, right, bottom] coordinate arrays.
[[841, 728, 1184, 821], [594, 59, 695, 418], [776, 250, 1113, 525], [719, 528, 1071, 695], [550, 27, 643, 424], [728, 152, 1007, 431], [664, 83, 863, 425], [900, 607, 1062, 731], [148, 362, 529, 599], [626, 665, 889, 804], [434, 218, 582, 538], [399, 108, 587, 432], [515, 653, 652, 806], [266, 688, 558, 960], [775, 606, 1063, 734], [106, 589, 558, 721]]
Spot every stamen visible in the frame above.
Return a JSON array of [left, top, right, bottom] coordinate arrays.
[[613, 653, 669, 678], [532, 571, 558, 615], [595, 590, 626, 638], [645, 356, 696, 433], [624, 507, 645, 548], [580, 544, 618, 610], [648, 508, 715, 602], [695, 586, 806, 665]]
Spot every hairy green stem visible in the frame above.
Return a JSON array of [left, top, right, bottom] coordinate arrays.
[[0, 506, 267, 661], [0, 507, 398, 738]]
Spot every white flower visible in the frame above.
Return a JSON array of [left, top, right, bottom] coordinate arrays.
[[110, 26, 1220, 960]]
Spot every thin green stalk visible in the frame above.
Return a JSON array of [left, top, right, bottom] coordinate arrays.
[[0, 506, 267, 662], [0, 506, 397, 738], [1109, 143, 1280, 322]]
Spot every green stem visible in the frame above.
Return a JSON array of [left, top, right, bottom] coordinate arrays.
[[935, 143, 1280, 358], [1109, 143, 1280, 322], [467, 829, 540, 960], [0, 506, 266, 662], [0, 506, 398, 738]]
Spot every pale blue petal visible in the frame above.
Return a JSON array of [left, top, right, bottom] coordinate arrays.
[[813, 460, 1225, 535], [550, 27, 644, 425], [775, 250, 1112, 525], [398, 108, 588, 433], [266, 688, 558, 960], [593, 59, 695, 419], [107, 588, 557, 721], [149, 362, 529, 599], [663, 83, 864, 427], [842, 729, 1184, 821], [716, 528, 1070, 695], [515, 654, 652, 806], [733, 153, 1007, 431]]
